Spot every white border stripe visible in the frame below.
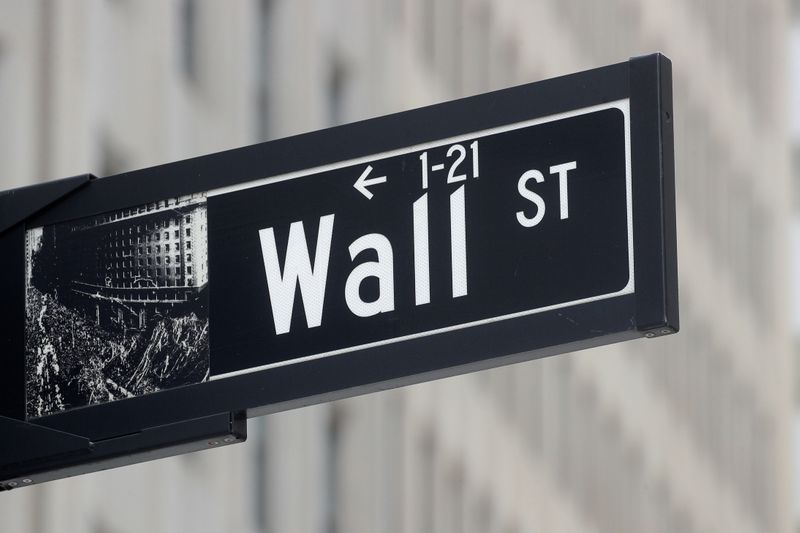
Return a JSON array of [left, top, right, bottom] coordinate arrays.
[[211, 99, 634, 380]]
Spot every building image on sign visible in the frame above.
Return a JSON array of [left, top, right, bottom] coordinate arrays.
[[24, 195, 210, 419], [63, 194, 208, 326]]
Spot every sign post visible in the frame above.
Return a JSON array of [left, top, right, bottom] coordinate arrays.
[[0, 53, 677, 488]]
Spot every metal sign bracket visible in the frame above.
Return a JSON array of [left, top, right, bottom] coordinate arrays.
[[0, 411, 246, 490]]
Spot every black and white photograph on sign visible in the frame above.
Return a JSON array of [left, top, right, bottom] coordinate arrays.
[[24, 195, 210, 419]]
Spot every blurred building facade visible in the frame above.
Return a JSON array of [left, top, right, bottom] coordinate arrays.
[[0, 1, 793, 533]]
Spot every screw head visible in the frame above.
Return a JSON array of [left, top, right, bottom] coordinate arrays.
[[22, 479, 32, 484], [208, 441, 219, 446], [223, 437, 235, 443], [7, 481, 17, 487], [645, 332, 655, 338]]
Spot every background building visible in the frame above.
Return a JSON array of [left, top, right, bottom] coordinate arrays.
[[0, 1, 793, 532]]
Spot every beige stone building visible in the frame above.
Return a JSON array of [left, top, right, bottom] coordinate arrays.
[[0, 1, 792, 532]]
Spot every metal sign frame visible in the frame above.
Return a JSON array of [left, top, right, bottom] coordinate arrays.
[[0, 53, 677, 488]]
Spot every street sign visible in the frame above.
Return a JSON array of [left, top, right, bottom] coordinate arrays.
[[0, 54, 677, 488], [209, 103, 632, 378]]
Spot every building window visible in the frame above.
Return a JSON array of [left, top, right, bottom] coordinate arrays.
[[175, 255, 180, 263], [186, 241, 192, 249], [324, 406, 343, 533], [419, 433, 435, 533], [164, 231, 169, 240], [175, 230, 180, 239], [420, 0, 435, 69], [185, 215, 191, 223], [165, 244, 170, 252], [187, 254, 192, 263], [186, 228, 191, 237], [383, 0, 404, 26], [255, 0, 274, 141], [99, 130, 130, 176], [187, 266, 192, 275], [180, 0, 199, 82], [326, 56, 347, 126]]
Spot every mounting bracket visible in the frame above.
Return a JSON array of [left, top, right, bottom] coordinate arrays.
[[0, 412, 246, 490]]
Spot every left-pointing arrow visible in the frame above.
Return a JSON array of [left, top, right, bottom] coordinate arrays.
[[354, 165, 387, 200]]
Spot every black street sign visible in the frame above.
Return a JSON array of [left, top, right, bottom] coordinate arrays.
[[209, 104, 631, 378], [0, 54, 677, 488]]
